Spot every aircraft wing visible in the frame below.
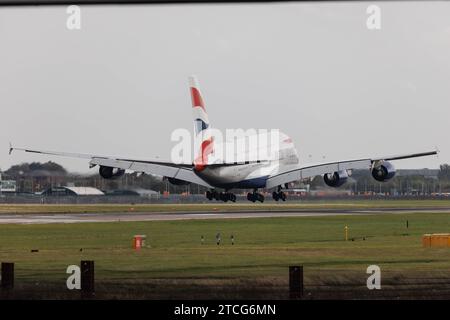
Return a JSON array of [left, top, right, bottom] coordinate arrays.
[[9, 146, 213, 188], [266, 150, 438, 189]]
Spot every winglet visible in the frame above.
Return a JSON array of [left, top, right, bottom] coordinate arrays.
[[8, 142, 13, 155], [435, 145, 440, 157]]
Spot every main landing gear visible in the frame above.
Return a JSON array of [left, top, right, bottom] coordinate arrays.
[[206, 186, 286, 203], [272, 191, 287, 201], [272, 185, 287, 201], [206, 190, 236, 202], [247, 190, 265, 203]]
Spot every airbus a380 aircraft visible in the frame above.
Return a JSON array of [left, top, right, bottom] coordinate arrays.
[[11, 76, 438, 203]]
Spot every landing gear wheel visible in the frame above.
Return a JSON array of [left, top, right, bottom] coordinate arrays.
[[279, 191, 286, 201], [230, 194, 236, 202], [206, 191, 213, 201], [257, 193, 265, 203], [247, 192, 256, 203], [272, 191, 280, 201], [219, 192, 228, 202]]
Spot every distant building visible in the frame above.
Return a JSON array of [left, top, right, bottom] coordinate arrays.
[[0, 180, 17, 193], [105, 188, 160, 197], [39, 186, 104, 196]]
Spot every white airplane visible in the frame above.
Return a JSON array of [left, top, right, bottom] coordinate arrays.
[[10, 76, 438, 203]]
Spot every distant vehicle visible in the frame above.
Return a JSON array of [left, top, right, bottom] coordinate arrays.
[[11, 76, 438, 203]]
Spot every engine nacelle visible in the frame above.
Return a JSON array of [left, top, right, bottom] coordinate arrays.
[[371, 161, 396, 182], [167, 177, 190, 186], [324, 170, 349, 188], [99, 166, 125, 179]]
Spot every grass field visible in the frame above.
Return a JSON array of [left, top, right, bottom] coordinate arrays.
[[1, 199, 450, 214], [1, 206, 450, 299]]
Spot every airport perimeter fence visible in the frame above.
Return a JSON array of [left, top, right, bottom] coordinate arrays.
[[0, 194, 449, 205], [3, 266, 450, 300]]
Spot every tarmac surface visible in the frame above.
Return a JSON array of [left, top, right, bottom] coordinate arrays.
[[1, 207, 450, 224]]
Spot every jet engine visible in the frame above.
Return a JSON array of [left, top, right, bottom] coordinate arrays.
[[99, 166, 125, 179], [167, 177, 190, 186], [323, 170, 348, 187], [371, 161, 396, 182]]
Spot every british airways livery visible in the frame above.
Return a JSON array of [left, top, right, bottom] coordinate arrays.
[[10, 76, 438, 203]]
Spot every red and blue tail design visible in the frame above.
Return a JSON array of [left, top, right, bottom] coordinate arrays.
[[189, 75, 214, 171]]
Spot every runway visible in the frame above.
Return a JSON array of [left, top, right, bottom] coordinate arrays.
[[1, 207, 450, 224]]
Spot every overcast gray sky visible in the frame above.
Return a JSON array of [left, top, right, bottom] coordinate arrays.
[[0, 2, 448, 173]]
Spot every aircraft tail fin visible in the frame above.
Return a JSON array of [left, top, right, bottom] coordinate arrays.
[[189, 75, 214, 171]]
